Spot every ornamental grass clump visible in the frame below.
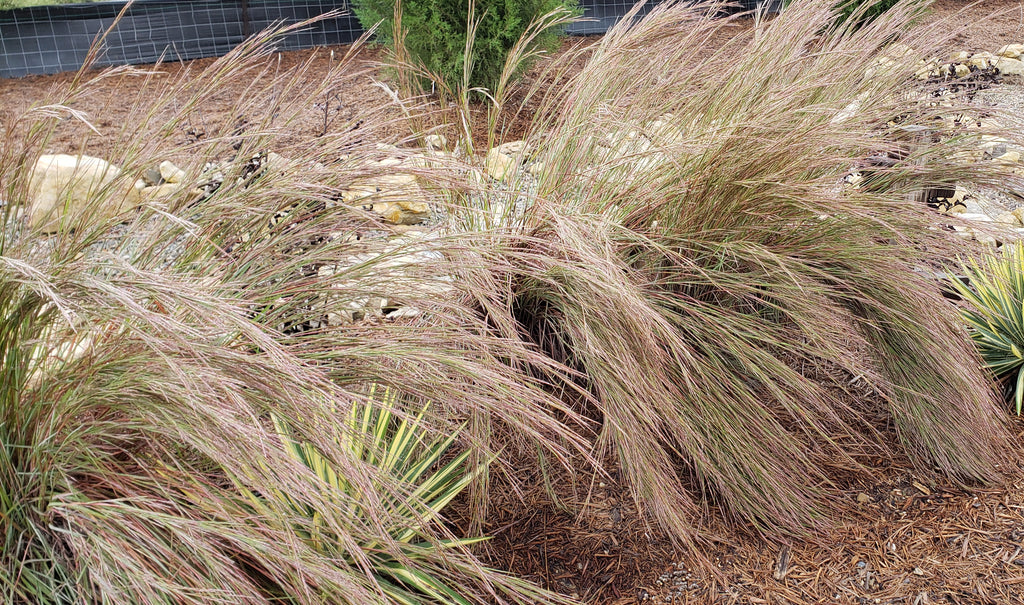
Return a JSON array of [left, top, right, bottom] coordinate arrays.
[[953, 243, 1024, 415], [450, 0, 1021, 545], [0, 19, 581, 605]]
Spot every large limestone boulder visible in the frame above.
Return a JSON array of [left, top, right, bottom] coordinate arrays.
[[27, 154, 129, 230]]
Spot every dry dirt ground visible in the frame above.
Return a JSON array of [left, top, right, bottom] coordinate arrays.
[[6, 1, 1024, 604]]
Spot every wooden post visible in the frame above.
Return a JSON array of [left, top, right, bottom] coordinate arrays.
[[241, 0, 250, 38]]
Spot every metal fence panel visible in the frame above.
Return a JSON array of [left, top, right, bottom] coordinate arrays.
[[0, 0, 361, 77], [0, 0, 778, 79]]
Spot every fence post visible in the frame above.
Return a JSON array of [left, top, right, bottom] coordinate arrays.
[[241, 0, 250, 38]]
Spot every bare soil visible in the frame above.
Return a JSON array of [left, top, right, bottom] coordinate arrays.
[[5, 1, 1024, 603]]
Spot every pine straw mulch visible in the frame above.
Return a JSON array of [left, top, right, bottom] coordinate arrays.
[[468, 337, 1024, 605], [469, 420, 1024, 605]]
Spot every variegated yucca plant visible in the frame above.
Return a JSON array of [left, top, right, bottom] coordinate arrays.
[[954, 243, 1024, 415], [244, 385, 487, 605]]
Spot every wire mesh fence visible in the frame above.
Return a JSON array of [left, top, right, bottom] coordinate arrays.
[[0, 0, 360, 77], [0, 0, 779, 79]]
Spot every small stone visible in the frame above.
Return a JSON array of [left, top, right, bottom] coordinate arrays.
[[424, 134, 447, 151], [484, 148, 516, 181], [139, 183, 181, 200], [996, 57, 1024, 77], [526, 161, 546, 177], [263, 152, 287, 175], [386, 307, 423, 320], [844, 172, 864, 188], [371, 200, 430, 225], [913, 567, 925, 576], [856, 493, 873, 504], [996, 211, 1022, 227], [495, 140, 527, 156], [158, 160, 186, 184], [461, 170, 482, 189], [832, 99, 862, 124], [969, 51, 997, 69], [142, 167, 163, 186], [954, 63, 971, 78], [995, 151, 1021, 165], [998, 43, 1024, 59]]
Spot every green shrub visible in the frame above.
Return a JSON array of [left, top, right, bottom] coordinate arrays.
[[351, 0, 579, 96], [783, 0, 902, 27], [953, 244, 1024, 415], [0, 1, 88, 10], [837, 0, 901, 25]]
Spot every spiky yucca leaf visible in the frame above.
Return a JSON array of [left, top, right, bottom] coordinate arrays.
[[249, 385, 486, 605], [954, 243, 1024, 414]]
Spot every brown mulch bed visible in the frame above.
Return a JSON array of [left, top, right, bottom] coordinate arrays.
[[5, 1, 1024, 603]]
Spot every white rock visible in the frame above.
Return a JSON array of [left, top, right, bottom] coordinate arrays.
[[339, 173, 429, 225], [369, 201, 430, 225], [137, 182, 204, 205], [995, 151, 1021, 165], [832, 99, 862, 124], [977, 232, 998, 246], [263, 152, 288, 175], [954, 63, 971, 78], [495, 140, 528, 156], [996, 57, 1024, 76], [424, 134, 447, 151], [969, 51, 997, 69], [26, 154, 128, 231], [158, 160, 186, 184], [866, 56, 896, 79], [979, 135, 1012, 156], [387, 307, 423, 320], [996, 211, 1023, 227], [959, 212, 993, 223], [140, 183, 182, 199], [915, 59, 940, 79], [26, 330, 96, 388], [998, 43, 1024, 59], [484, 148, 517, 181]]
